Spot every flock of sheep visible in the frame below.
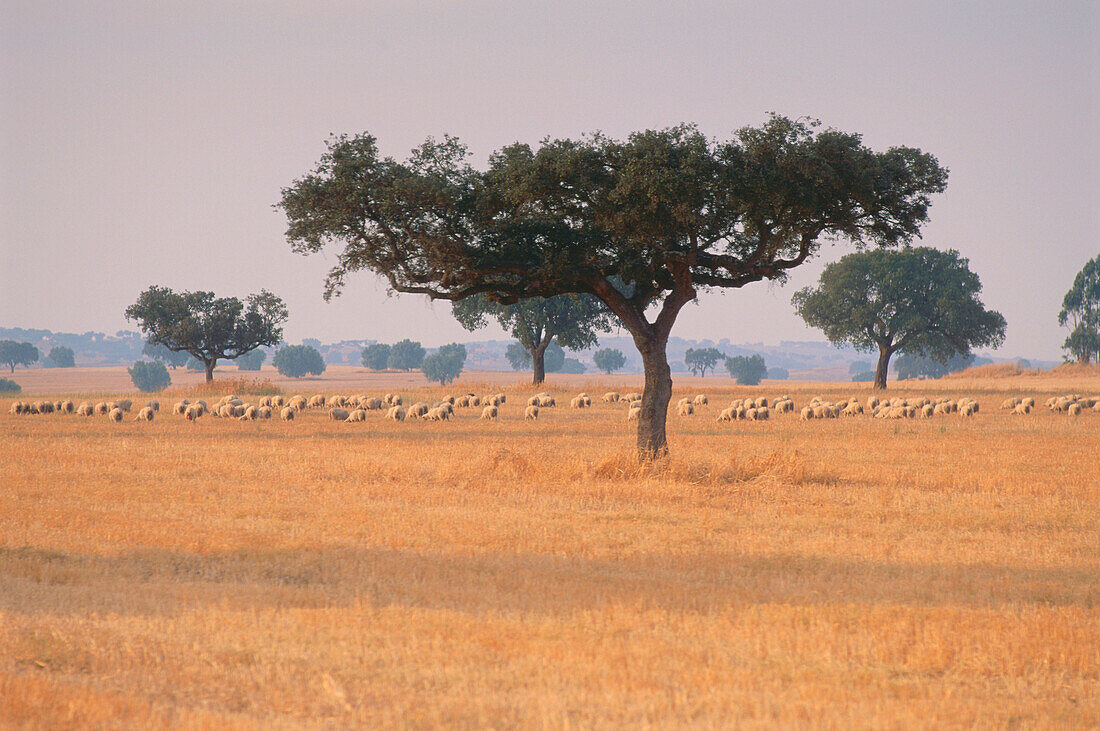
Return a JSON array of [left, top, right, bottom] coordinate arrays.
[[9, 389, 1099, 426]]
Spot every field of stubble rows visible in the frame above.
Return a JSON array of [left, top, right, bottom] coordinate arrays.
[[1, 366, 1097, 727]]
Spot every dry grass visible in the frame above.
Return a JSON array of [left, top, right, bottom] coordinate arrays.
[[2, 373, 1098, 727]]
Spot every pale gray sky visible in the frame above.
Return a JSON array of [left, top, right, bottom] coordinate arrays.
[[2, 1, 1096, 359]]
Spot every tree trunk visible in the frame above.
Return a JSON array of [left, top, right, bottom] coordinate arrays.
[[204, 359, 216, 382], [873, 345, 892, 390], [636, 335, 673, 459], [531, 343, 547, 385]]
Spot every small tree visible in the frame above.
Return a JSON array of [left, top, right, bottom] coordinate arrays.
[[593, 348, 626, 374], [0, 341, 39, 373], [143, 341, 190, 369], [1058, 255, 1100, 364], [895, 352, 974, 380], [46, 346, 76, 368], [453, 294, 613, 384], [684, 347, 723, 376], [387, 339, 425, 371], [273, 344, 326, 378], [726, 354, 767, 385], [125, 286, 288, 382], [505, 342, 530, 371], [421, 343, 466, 385], [128, 360, 171, 392], [793, 248, 1005, 389], [361, 343, 391, 370], [236, 349, 267, 371], [560, 358, 587, 374], [767, 367, 789, 380], [0, 378, 20, 393]]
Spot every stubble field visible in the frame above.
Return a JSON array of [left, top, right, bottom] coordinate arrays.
[[2, 368, 1098, 727]]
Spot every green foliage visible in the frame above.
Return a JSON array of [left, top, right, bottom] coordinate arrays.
[[236, 349, 267, 371], [684, 347, 723, 377], [143, 341, 190, 368], [559, 357, 586, 374], [505, 342, 530, 371], [726, 354, 767, 385], [128, 360, 171, 392], [186, 356, 205, 371], [1059, 255, 1100, 364], [851, 371, 876, 382], [895, 352, 974, 380], [273, 345, 326, 378], [593, 348, 626, 374], [46, 346, 75, 368], [280, 116, 947, 455], [125, 286, 288, 380], [0, 340, 39, 373], [793, 248, 1005, 388], [0, 377, 20, 393], [767, 367, 789, 380], [361, 343, 391, 370], [420, 343, 466, 385], [387, 339, 425, 371], [849, 360, 873, 374]]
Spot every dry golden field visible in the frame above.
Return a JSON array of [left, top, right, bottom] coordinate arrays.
[[2, 368, 1098, 728]]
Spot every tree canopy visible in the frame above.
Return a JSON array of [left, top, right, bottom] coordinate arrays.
[[1058, 255, 1100, 364], [421, 343, 466, 385], [236, 349, 267, 371], [792, 247, 1005, 389], [0, 341, 38, 373], [895, 352, 974, 380], [387, 339, 425, 371], [273, 344, 326, 378], [125, 286, 287, 382], [279, 116, 947, 457], [128, 360, 171, 392], [726, 354, 767, 385], [46, 346, 75, 368], [361, 343, 391, 370], [684, 347, 723, 377], [593, 347, 626, 374], [143, 340, 190, 369], [453, 294, 612, 384]]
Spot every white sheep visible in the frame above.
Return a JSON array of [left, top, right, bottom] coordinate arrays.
[[363, 397, 384, 410], [345, 409, 367, 422], [538, 395, 555, 407], [134, 406, 155, 421], [257, 405, 273, 419], [426, 406, 450, 421], [693, 394, 708, 406], [308, 395, 326, 408], [456, 395, 470, 407], [185, 404, 204, 421], [570, 395, 588, 409], [1000, 397, 1018, 410], [241, 405, 258, 420], [527, 395, 541, 407], [603, 392, 621, 403], [627, 406, 641, 421], [407, 403, 429, 419], [716, 407, 734, 422], [524, 405, 539, 420], [622, 392, 641, 403], [480, 404, 498, 420], [94, 402, 109, 415], [9, 401, 25, 414], [60, 399, 75, 414], [677, 401, 694, 416], [77, 402, 94, 416], [280, 406, 295, 421], [329, 407, 350, 421], [108, 407, 123, 422], [1012, 402, 1031, 415], [469, 395, 481, 407], [1068, 402, 1083, 416], [387, 405, 406, 421], [800, 406, 814, 420]]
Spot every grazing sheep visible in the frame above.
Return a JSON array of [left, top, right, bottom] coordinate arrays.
[[627, 406, 641, 421], [279, 406, 295, 421], [538, 395, 556, 407], [800, 406, 814, 421], [134, 406, 155, 421], [257, 405, 273, 419], [480, 405, 498, 420], [1093, 402, 1100, 413], [527, 395, 541, 407], [172, 401, 187, 415], [288, 395, 307, 411], [108, 407, 123, 422], [241, 405, 258, 420], [361, 397, 382, 410], [329, 407, 350, 421], [603, 392, 621, 403], [753, 397, 767, 408], [436, 402, 454, 416], [59, 399, 74, 414], [144, 399, 159, 412], [1068, 402, 1083, 416], [1000, 397, 1018, 410], [185, 404, 204, 421], [407, 403, 430, 419], [920, 404, 935, 418], [308, 395, 326, 409], [38, 401, 55, 414], [76, 402, 94, 416], [628, 400, 642, 410], [345, 408, 367, 422], [1021, 397, 1035, 409], [745, 407, 758, 421], [456, 395, 470, 407], [469, 395, 481, 407], [258, 396, 272, 407], [387, 405, 406, 421], [390, 394, 403, 406], [487, 394, 503, 407], [1012, 402, 1031, 415], [867, 396, 880, 411], [271, 395, 286, 408], [622, 392, 641, 403], [426, 406, 451, 421], [524, 405, 539, 420], [94, 401, 109, 415], [9, 401, 24, 414], [570, 395, 589, 409], [677, 401, 694, 416], [441, 395, 456, 405], [694, 394, 708, 406], [116, 399, 133, 412], [959, 402, 977, 417], [716, 407, 734, 422]]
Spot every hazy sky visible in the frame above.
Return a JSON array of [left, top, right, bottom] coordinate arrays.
[[3, 1, 1096, 359]]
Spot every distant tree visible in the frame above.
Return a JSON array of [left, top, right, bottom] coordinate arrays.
[[387, 339, 425, 371], [1059, 255, 1100, 364], [143, 341, 190, 369], [793, 248, 1005, 390], [273, 344, 326, 378], [560, 357, 587, 374], [45, 346, 75, 368], [766, 367, 789, 380], [361, 343, 391, 370], [452, 294, 613, 385], [128, 360, 171, 392], [0, 378, 20, 393], [125, 286, 288, 382], [186, 356, 205, 371], [851, 371, 875, 382], [0, 341, 39, 373], [895, 352, 975, 380], [726, 354, 767, 385], [420, 343, 466, 385], [236, 349, 267, 371], [302, 338, 323, 349], [593, 348, 626, 374], [684, 347, 723, 377], [505, 342, 530, 371], [849, 360, 873, 375]]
